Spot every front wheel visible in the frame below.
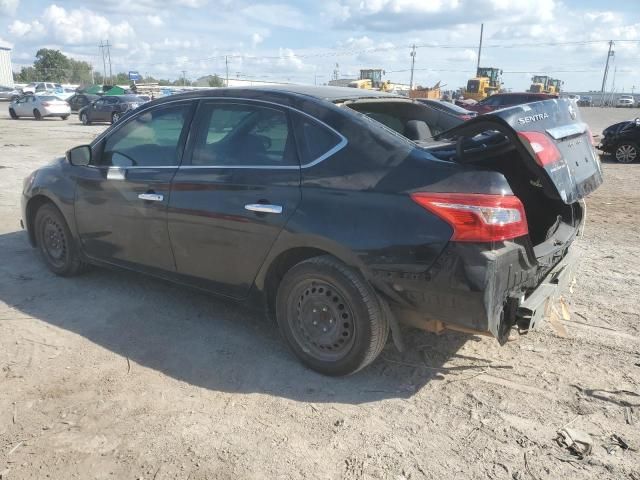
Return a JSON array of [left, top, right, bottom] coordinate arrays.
[[9, 108, 18, 119], [276, 256, 389, 376], [80, 112, 90, 125], [34, 203, 88, 277], [111, 112, 120, 124], [615, 142, 638, 163], [33, 109, 42, 120]]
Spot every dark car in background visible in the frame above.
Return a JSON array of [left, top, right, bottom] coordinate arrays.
[[21, 86, 602, 375], [599, 117, 640, 163], [78, 95, 143, 124], [67, 93, 100, 112], [461, 92, 558, 114], [414, 99, 476, 133]]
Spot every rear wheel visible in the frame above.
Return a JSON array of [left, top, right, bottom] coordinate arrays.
[[276, 256, 389, 376], [615, 142, 638, 163], [61, 115, 69, 120], [80, 112, 90, 125], [34, 203, 87, 277], [9, 108, 18, 119], [33, 109, 42, 120]]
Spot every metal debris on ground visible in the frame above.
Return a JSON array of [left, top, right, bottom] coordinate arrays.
[[556, 428, 593, 459]]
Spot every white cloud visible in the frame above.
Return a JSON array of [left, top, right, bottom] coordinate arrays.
[[8, 19, 45, 39], [38, 4, 135, 45], [242, 4, 306, 29], [0, 0, 19, 15], [251, 32, 265, 47], [147, 15, 164, 27]]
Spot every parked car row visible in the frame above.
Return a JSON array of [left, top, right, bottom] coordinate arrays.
[[7, 92, 147, 123]]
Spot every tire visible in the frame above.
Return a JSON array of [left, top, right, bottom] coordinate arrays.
[[61, 115, 69, 120], [111, 112, 120, 124], [80, 112, 90, 125], [9, 108, 18, 119], [33, 109, 42, 120], [34, 203, 88, 277], [614, 142, 638, 164], [276, 255, 389, 376]]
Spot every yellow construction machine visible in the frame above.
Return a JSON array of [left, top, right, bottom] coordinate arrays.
[[348, 69, 397, 92], [463, 67, 502, 101], [529, 76, 563, 95]]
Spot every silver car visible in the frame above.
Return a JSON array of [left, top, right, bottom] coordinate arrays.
[[0, 85, 20, 101], [8, 95, 71, 120]]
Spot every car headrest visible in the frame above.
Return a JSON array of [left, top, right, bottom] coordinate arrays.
[[404, 120, 432, 141]]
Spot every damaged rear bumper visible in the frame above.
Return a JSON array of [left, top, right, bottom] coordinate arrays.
[[515, 248, 576, 331]]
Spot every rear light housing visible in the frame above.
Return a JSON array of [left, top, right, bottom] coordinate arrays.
[[41, 101, 51, 107], [517, 131, 561, 167], [411, 192, 528, 242]]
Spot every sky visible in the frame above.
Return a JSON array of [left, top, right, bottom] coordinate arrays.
[[1, 0, 639, 92]]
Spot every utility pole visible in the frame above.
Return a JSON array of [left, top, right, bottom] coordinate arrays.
[[409, 44, 416, 90], [601, 40, 614, 94], [333, 63, 339, 81], [99, 41, 107, 84], [105, 40, 112, 85], [476, 23, 484, 72], [181, 70, 187, 86], [225, 56, 229, 87]]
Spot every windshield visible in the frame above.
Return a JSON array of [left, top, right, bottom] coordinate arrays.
[[39, 96, 59, 101], [467, 80, 480, 93]]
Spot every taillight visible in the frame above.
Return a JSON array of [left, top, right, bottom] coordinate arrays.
[[41, 102, 51, 106], [410, 193, 528, 242], [586, 127, 596, 146], [459, 114, 474, 121], [517, 131, 561, 167]]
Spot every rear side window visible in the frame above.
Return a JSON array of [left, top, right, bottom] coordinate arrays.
[[190, 102, 296, 167], [99, 103, 192, 167], [293, 113, 343, 165]]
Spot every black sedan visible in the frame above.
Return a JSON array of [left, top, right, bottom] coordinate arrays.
[[67, 93, 100, 112], [78, 95, 143, 125], [21, 86, 602, 375], [599, 117, 640, 163]]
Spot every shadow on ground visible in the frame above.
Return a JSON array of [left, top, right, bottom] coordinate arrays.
[[0, 229, 473, 404]]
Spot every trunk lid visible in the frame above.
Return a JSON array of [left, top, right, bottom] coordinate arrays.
[[436, 98, 603, 204]]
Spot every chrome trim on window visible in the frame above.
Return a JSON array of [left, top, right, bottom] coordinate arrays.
[[91, 95, 349, 171]]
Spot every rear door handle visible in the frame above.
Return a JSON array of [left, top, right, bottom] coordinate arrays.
[[138, 193, 164, 202], [244, 204, 283, 214]]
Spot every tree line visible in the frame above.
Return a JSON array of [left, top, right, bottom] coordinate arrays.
[[14, 49, 225, 87]]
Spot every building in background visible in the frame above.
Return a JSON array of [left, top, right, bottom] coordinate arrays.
[[0, 47, 14, 87]]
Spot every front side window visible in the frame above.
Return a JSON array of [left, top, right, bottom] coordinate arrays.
[[191, 102, 296, 167], [98, 103, 191, 167]]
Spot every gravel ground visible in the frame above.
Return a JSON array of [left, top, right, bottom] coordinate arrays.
[[0, 105, 639, 479]]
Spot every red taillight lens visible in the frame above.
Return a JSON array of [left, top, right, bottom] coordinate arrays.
[[459, 114, 474, 121], [41, 101, 51, 106], [586, 127, 596, 146], [411, 193, 528, 242], [517, 131, 561, 167]]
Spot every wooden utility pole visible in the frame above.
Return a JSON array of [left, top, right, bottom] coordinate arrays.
[[476, 23, 484, 72], [409, 44, 416, 90]]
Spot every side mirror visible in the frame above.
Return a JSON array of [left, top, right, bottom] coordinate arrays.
[[67, 145, 91, 166]]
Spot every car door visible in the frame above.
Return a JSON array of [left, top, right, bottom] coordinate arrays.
[[167, 99, 301, 298], [89, 98, 106, 121], [73, 101, 196, 272], [14, 97, 29, 116]]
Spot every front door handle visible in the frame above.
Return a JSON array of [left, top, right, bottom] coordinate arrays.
[[244, 203, 283, 214], [138, 193, 164, 202]]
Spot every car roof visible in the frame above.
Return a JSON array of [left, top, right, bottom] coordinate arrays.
[[492, 92, 556, 98], [157, 85, 403, 104]]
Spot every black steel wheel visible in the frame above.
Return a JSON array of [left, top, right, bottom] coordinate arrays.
[[276, 255, 389, 376], [34, 203, 88, 276], [615, 142, 638, 163]]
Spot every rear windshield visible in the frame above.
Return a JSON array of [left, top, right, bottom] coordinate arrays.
[[39, 96, 59, 101], [120, 95, 143, 102]]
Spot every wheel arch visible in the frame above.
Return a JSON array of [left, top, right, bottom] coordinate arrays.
[[25, 194, 64, 246]]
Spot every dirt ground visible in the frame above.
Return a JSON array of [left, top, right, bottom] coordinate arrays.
[[1, 105, 639, 480]]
